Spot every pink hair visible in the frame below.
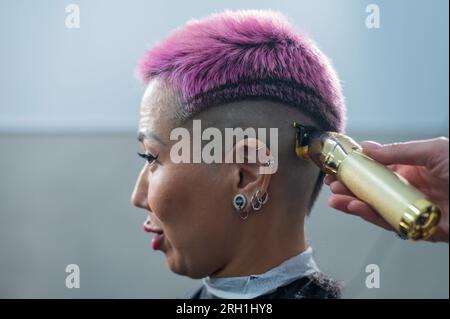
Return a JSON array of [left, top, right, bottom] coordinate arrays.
[[137, 10, 346, 132]]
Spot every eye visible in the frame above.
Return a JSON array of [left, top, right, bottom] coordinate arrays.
[[137, 152, 159, 164]]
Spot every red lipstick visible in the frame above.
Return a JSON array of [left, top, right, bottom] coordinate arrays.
[[151, 233, 164, 250], [143, 219, 164, 250]]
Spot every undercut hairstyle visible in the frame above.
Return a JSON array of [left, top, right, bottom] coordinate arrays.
[[136, 10, 347, 212]]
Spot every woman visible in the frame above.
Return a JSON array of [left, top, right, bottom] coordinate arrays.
[[131, 10, 345, 299]]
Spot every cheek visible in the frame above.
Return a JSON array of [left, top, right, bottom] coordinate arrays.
[[148, 164, 234, 243], [146, 165, 183, 223], [147, 164, 202, 228], [149, 164, 240, 277]]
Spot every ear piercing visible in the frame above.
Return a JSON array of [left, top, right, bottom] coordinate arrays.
[[251, 189, 269, 211], [233, 194, 249, 220], [233, 189, 269, 219]]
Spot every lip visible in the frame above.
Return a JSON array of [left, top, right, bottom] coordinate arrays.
[[143, 217, 163, 234], [143, 218, 164, 250], [143, 224, 164, 234], [151, 233, 164, 250]]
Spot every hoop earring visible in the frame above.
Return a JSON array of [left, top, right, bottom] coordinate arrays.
[[256, 189, 269, 205], [233, 194, 249, 220], [251, 189, 269, 211], [251, 193, 262, 211]]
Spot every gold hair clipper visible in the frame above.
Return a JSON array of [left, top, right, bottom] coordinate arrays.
[[293, 122, 441, 240]]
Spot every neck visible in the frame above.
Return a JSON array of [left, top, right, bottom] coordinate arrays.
[[211, 214, 307, 278]]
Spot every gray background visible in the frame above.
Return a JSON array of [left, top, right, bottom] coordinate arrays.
[[0, 0, 448, 298]]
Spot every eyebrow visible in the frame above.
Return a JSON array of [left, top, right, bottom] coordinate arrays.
[[137, 130, 166, 145]]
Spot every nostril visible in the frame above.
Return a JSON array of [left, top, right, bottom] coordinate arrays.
[[144, 215, 153, 226]]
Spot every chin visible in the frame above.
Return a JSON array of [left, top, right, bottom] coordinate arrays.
[[165, 252, 210, 279]]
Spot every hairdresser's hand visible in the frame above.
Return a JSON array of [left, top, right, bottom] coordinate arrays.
[[324, 137, 449, 243]]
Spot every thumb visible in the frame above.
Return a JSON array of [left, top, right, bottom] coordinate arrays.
[[360, 138, 446, 169], [360, 140, 382, 151]]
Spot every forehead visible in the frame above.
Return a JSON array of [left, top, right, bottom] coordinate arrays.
[[138, 79, 180, 135]]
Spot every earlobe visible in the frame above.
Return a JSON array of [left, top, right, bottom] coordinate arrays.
[[232, 187, 270, 220], [228, 138, 272, 219], [232, 193, 250, 220]]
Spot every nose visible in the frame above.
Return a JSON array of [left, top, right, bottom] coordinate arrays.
[[131, 167, 149, 209]]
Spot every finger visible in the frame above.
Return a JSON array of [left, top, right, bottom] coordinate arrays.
[[361, 138, 449, 170], [387, 164, 400, 171], [327, 194, 356, 214], [328, 194, 394, 231], [329, 181, 353, 196], [324, 174, 336, 185], [346, 199, 394, 231]]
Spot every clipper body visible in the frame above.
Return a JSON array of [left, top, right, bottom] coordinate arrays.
[[293, 123, 441, 240]]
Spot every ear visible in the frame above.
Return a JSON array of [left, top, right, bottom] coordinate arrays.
[[226, 138, 274, 206]]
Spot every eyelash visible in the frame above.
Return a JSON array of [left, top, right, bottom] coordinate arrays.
[[137, 152, 159, 164]]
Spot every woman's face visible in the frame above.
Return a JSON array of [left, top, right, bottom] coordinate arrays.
[[131, 80, 241, 279]]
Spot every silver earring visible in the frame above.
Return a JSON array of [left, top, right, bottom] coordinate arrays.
[[256, 190, 269, 205], [233, 194, 249, 220], [251, 189, 269, 211], [251, 193, 262, 211]]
